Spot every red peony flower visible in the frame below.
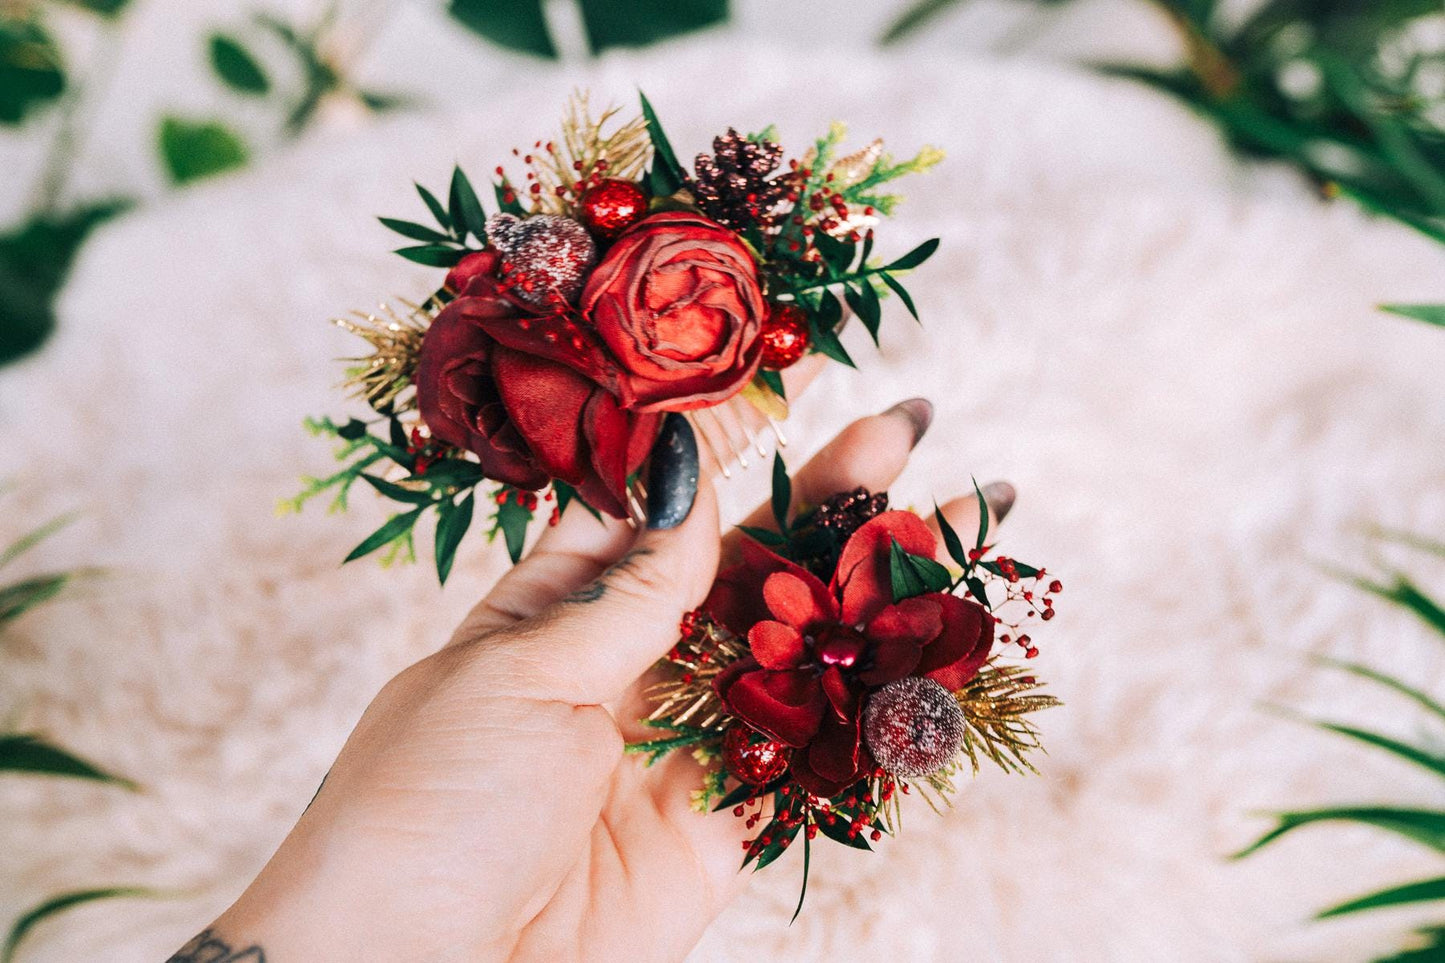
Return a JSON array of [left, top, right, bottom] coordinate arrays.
[[415, 250, 660, 518], [711, 511, 994, 798], [580, 211, 766, 413]]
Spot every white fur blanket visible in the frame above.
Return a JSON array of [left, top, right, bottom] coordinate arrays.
[[3, 24, 1445, 963]]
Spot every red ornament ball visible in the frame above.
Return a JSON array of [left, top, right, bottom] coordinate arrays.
[[759, 303, 811, 370], [862, 677, 966, 778], [721, 723, 789, 785], [579, 178, 648, 239]]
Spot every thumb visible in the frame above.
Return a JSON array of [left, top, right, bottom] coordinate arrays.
[[478, 413, 719, 705]]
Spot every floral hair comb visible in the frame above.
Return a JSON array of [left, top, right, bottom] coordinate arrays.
[[285, 91, 942, 581], [630, 457, 1062, 918]]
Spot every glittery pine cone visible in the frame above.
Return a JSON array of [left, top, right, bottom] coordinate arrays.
[[814, 487, 890, 542], [692, 128, 791, 231]]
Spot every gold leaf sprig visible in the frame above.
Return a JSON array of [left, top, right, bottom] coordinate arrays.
[[524, 90, 651, 216], [644, 614, 747, 731], [954, 661, 1061, 775], [334, 297, 437, 413]]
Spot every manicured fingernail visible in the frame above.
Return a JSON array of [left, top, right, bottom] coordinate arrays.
[[883, 398, 933, 448], [980, 481, 1016, 524], [646, 413, 699, 530]]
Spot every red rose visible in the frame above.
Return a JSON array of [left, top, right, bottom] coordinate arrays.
[[580, 211, 765, 413], [712, 512, 994, 798], [416, 251, 660, 518]]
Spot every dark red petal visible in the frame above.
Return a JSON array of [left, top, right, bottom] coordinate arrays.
[[762, 570, 837, 631], [471, 306, 620, 393], [719, 668, 826, 748], [491, 346, 592, 482], [703, 539, 829, 636], [790, 712, 865, 798], [748, 620, 806, 670], [573, 389, 660, 520], [820, 665, 857, 720], [832, 511, 938, 625], [919, 593, 995, 691]]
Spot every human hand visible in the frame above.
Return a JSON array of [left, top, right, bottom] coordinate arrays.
[[174, 398, 1015, 962]]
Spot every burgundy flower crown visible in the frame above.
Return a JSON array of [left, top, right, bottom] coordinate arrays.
[[630, 457, 1062, 917], [284, 92, 942, 581]]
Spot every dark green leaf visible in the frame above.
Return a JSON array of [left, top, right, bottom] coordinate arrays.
[[844, 283, 881, 345], [640, 91, 685, 197], [378, 217, 452, 244], [1345, 573, 1445, 636], [0, 733, 135, 789], [409, 459, 482, 487], [579, 0, 728, 52], [712, 777, 776, 812], [1381, 304, 1445, 328], [757, 368, 786, 400], [344, 507, 424, 563], [972, 477, 989, 550], [816, 814, 874, 850], [964, 575, 990, 607], [812, 231, 855, 275], [934, 501, 969, 571], [448, 166, 487, 243], [336, 418, 368, 441], [1315, 657, 1445, 724], [358, 90, 410, 113], [158, 116, 249, 185], [809, 291, 855, 367], [53, 0, 131, 15], [554, 480, 602, 521], [885, 237, 939, 271], [415, 182, 452, 231], [360, 474, 434, 505], [434, 492, 474, 585], [0, 201, 129, 367], [1305, 718, 1445, 781], [1235, 807, 1445, 859], [771, 452, 791, 534], [879, 271, 919, 321], [208, 34, 269, 95], [0, 575, 69, 626], [888, 538, 952, 602], [791, 824, 811, 923], [494, 495, 532, 563], [737, 525, 787, 547], [394, 244, 465, 267], [447, 0, 556, 57], [880, 0, 967, 44], [0, 15, 66, 125], [1318, 875, 1445, 919], [2, 887, 152, 963]]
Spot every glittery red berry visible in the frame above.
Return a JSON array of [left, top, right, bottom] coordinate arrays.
[[759, 303, 811, 370], [721, 723, 788, 785], [862, 677, 966, 778], [485, 212, 596, 306], [579, 178, 648, 239]]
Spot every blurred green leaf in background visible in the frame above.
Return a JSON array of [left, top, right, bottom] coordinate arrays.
[[157, 116, 250, 185], [208, 33, 270, 96], [449, 0, 728, 57], [0, 13, 66, 125]]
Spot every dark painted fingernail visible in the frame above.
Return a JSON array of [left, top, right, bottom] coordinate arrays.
[[646, 413, 699, 530], [883, 398, 933, 448], [980, 481, 1016, 524]]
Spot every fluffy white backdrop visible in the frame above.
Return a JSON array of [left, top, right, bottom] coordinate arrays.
[[3, 10, 1445, 962]]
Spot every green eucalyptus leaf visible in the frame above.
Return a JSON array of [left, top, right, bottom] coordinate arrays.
[[208, 34, 269, 95], [0, 733, 136, 789], [158, 116, 249, 185], [879, 272, 919, 321]]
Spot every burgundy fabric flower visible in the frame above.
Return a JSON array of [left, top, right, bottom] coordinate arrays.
[[416, 250, 660, 518], [712, 511, 995, 797]]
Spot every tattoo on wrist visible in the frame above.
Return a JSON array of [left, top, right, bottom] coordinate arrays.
[[167, 929, 266, 962], [562, 547, 654, 604]]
